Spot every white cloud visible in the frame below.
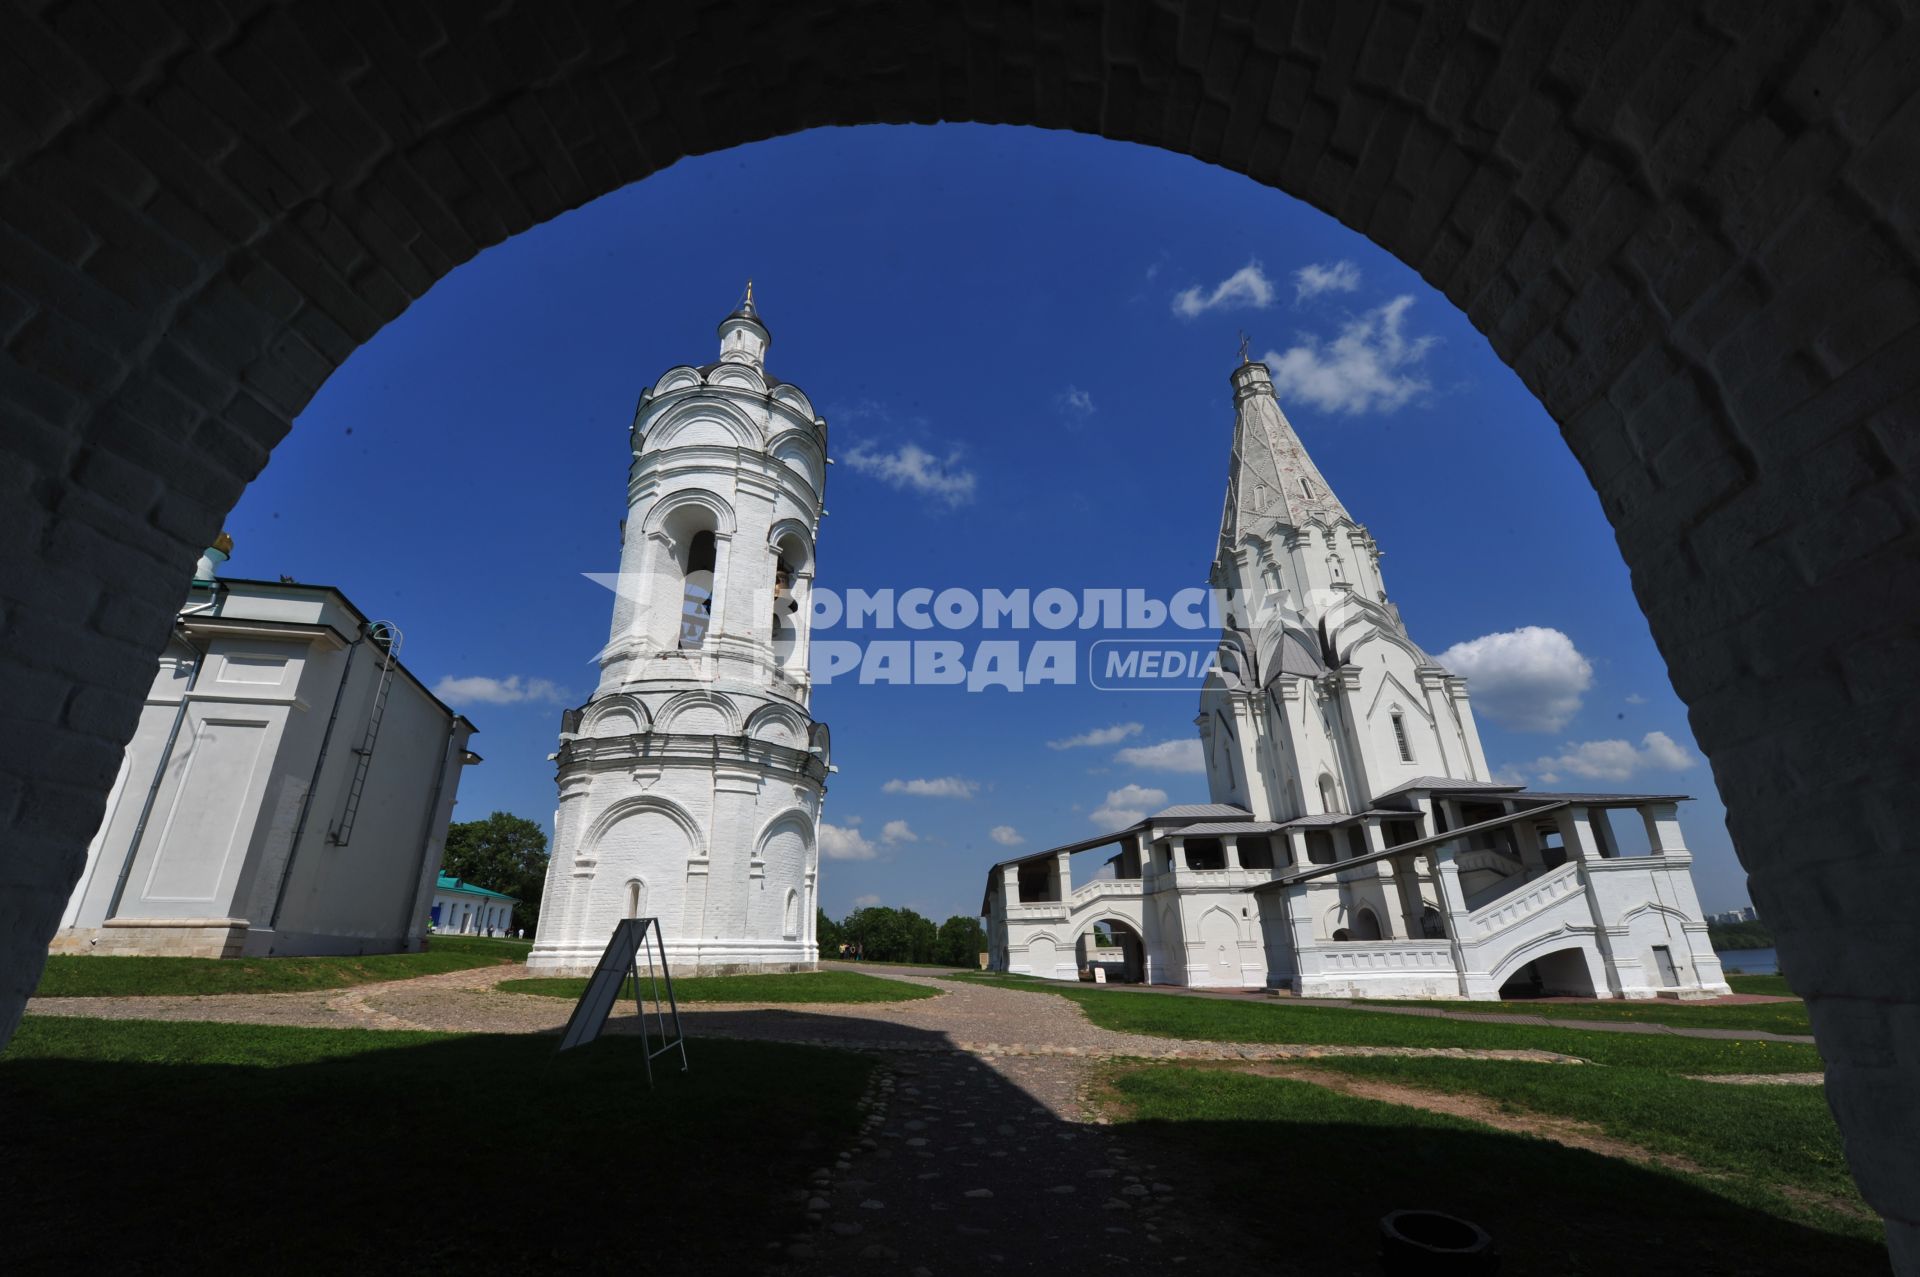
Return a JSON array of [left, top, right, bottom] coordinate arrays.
[[1056, 385, 1095, 421], [1625, 693, 1649, 705], [853, 893, 883, 908], [1522, 731, 1697, 785], [1437, 626, 1593, 733], [1172, 260, 1276, 319], [1293, 259, 1362, 303], [432, 674, 568, 707], [989, 825, 1023, 847], [842, 440, 977, 507], [882, 776, 979, 799], [1114, 738, 1206, 774], [1264, 294, 1438, 414], [1048, 722, 1143, 750], [1090, 783, 1169, 830], [820, 822, 878, 860], [881, 819, 918, 845]]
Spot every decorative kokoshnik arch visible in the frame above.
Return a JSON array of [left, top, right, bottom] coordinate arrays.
[[2, 1, 1918, 1253]]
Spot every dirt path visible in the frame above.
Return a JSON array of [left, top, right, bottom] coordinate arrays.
[[27, 965, 1593, 1069]]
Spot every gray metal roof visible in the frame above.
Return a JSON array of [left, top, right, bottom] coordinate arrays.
[[1168, 820, 1284, 837], [1275, 808, 1401, 829], [1507, 790, 1692, 805], [1150, 803, 1250, 820], [1372, 776, 1525, 800]]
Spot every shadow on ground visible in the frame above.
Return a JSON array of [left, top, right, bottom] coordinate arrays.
[[0, 1008, 1884, 1275]]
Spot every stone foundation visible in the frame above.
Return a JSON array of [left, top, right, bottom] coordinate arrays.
[[49, 919, 250, 959]]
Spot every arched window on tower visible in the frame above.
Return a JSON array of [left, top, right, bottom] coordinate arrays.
[[769, 529, 813, 675], [679, 529, 717, 650], [1318, 773, 1340, 814], [772, 552, 796, 655], [625, 879, 648, 919]]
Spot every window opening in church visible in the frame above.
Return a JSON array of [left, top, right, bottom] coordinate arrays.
[[625, 879, 646, 919], [1318, 774, 1339, 813], [1354, 907, 1382, 941], [1420, 905, 1445, 939], [1391, 712, 1413, 762], [772, 553, 795, 651], [680, 530, 717, 649]]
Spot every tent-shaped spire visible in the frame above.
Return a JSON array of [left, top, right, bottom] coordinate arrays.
[[1219, 356, 1350, 549]]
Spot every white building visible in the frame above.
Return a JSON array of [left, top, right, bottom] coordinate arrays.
[[983, 357, 1730, 1001], [527, 290, 830, 976], [430, 872, 517, 936], [53, 542, 480, 959]]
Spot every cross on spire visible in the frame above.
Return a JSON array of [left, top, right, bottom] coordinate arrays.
[[1238, 331, 1251, 364]]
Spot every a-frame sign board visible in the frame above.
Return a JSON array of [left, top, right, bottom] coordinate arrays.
[[555, 916, 689, 1085]]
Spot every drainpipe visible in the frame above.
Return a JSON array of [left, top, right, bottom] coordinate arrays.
[[106, 623, 211, 919], [269, 625, 366, 931], [398, 718, 461, 946]]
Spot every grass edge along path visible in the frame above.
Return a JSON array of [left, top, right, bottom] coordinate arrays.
[[1092, 1062, 1884, 1273], [1298, 1053, 1867, 1224], [948, 973, 1822, 1073], [500, 969, 941, 1003], [33, 936, 532, 998], [1345, 992, 1812, 1035]]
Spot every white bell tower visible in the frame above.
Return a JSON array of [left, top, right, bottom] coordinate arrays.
[[528, 288, 832, 975]]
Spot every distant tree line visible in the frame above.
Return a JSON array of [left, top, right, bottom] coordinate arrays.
[[1708, 920, 1774, 950], [817, 905, 984, 968]]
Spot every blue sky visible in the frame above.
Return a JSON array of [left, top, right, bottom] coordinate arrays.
[[226, 124, 1752, 923]]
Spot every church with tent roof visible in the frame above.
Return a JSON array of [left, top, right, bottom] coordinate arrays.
[[982, 356, 1730, 1001]]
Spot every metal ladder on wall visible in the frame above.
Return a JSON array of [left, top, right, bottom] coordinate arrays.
[[329, 620, 402, 846]]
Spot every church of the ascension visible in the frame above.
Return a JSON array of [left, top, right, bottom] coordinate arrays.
[[983, 355, 1731, 1001]]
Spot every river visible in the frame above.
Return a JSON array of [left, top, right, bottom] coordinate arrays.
[[1713, 945, 1781, 976]]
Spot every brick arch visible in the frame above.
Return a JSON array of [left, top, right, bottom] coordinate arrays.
[[3, 1, 1916, 1248]]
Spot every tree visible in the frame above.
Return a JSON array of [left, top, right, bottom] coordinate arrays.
[[817, 908, 845, 959], [841, 906, 911, 961], [442, 811, 550, 934], [935, 915, 985, 968]]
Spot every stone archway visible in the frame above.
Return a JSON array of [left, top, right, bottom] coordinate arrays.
[[2, 1, 1916, 1252]]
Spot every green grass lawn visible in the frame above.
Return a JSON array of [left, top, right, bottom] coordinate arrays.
[[1309, 1054, 1856, 1211], [949, 973, 1822, 1073], [822, 958, 978, 971], [1101, 1064, 1882, 1273], [500, 969, 939, 1003], [1729, 973, 1797, 997], [1349, 994, 1812, 1036], [33, 938, 529, 997], [0, 1017, 871, 1271]]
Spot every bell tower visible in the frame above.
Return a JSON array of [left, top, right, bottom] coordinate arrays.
[[528, 289, 832, 975]]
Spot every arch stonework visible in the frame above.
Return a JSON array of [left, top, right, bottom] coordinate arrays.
[[2, 1, 1917, 1248]]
